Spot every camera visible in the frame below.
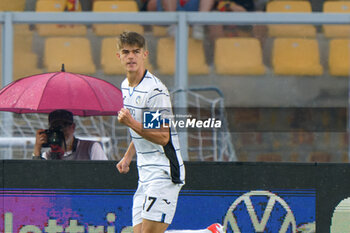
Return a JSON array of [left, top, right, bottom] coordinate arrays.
[[41, 126, 65, 148]]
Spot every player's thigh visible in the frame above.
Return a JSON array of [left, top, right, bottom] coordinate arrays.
[[133, 184, 145, 227], [142, 218, 169, 233], [133, 223, 142, 233]]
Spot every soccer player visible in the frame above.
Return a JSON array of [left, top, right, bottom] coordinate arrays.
[[115, 31, 223, 233]]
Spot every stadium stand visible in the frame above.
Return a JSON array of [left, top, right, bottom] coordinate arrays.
[[36, 0, 66, 11], [289, 153, 300, 162], [0, 1, 348, 162], [214, 37, 265, 75], [152, 26, 168, 37], [266, 1, 316, 37], [100, 37, 153, 74], [13, 24, 33, 53], [94, 0, 130, 1], [307, 151, 333, 163], [272, 38, 323, 76], [256, 153, 283, 162], [328, 39, 350, 76], [323, 1, 350, 38], [43, 37, 96, 73], [92, 0, 144, 36], [7, 24, 43, 80], [0, 0, 26, 11], [156, 37, 209, 75], [152, 26, 196, 38], [100, 37, 123, 75], [13, 52, 43, 81], [35, 0, 87, 36]]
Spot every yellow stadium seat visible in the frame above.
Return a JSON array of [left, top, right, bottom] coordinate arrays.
[[36, 0, 82, 10], [214, 37, 265, 75], [13, 52, 43, 81], [0, 24, 42, 81], [152, 26, 168, 37], [100, 37, 153, 75], [157, 37, 209, 75], [36, 0, 87, 36], [0, 0, 26, 11], [266, 1, 316, 37], [5, 24, 34, 53], [92, 1, 144, 36], [93, 0, 138, 11], [14, 24, 32, 34], [37, 24, 87, 36], [323, 1, 350, 38], [267, 1, 313, 13], [328, 39, 350, 76], [36, 0, 66, 11], [272, 38, 323, 76], [44, 37, 96, 74], [152, 25, 193, 37], [14, 34, 33, 54]]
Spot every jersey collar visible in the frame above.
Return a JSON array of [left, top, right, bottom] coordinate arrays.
[[128, 69, 148, 96]]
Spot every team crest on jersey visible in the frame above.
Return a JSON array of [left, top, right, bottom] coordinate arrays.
[[135, 96, 141, 105]]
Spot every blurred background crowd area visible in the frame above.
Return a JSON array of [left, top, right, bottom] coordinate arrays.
[[1, 0, 350, 162]]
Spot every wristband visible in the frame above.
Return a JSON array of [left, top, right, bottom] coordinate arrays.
[[32, 153, 43, 160]]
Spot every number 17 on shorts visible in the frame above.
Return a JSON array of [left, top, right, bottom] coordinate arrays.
[[133, 181, 182, 225]]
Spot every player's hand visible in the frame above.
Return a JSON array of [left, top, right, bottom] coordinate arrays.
[[116, 158, 130, 174], [117, 108, 133, 127]]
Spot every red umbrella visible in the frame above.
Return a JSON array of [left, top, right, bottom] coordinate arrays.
[[0, 71, 123, 116]]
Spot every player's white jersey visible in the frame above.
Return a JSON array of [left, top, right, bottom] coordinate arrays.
[[121, 70, 185, 184]]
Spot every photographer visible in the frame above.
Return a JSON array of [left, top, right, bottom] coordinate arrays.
[[32, 109, 108, 160]]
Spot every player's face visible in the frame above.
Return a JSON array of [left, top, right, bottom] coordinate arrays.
[[117, 44, 148, 73]]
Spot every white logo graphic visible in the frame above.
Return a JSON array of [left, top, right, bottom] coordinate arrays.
[[143, 110, 162, 129], [223, 190, 297, 233], [150, 110, 161, 123]]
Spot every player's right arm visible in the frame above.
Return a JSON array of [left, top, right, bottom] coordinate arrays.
[[116, 141, 136, 174], [118, 107, 170, 146]]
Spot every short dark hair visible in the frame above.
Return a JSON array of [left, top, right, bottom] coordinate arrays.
[[49, 109, 73, 125], [116, 31, 146, 50]]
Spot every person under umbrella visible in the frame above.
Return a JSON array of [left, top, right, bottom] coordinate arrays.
[[32, 109, 108, 160]]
